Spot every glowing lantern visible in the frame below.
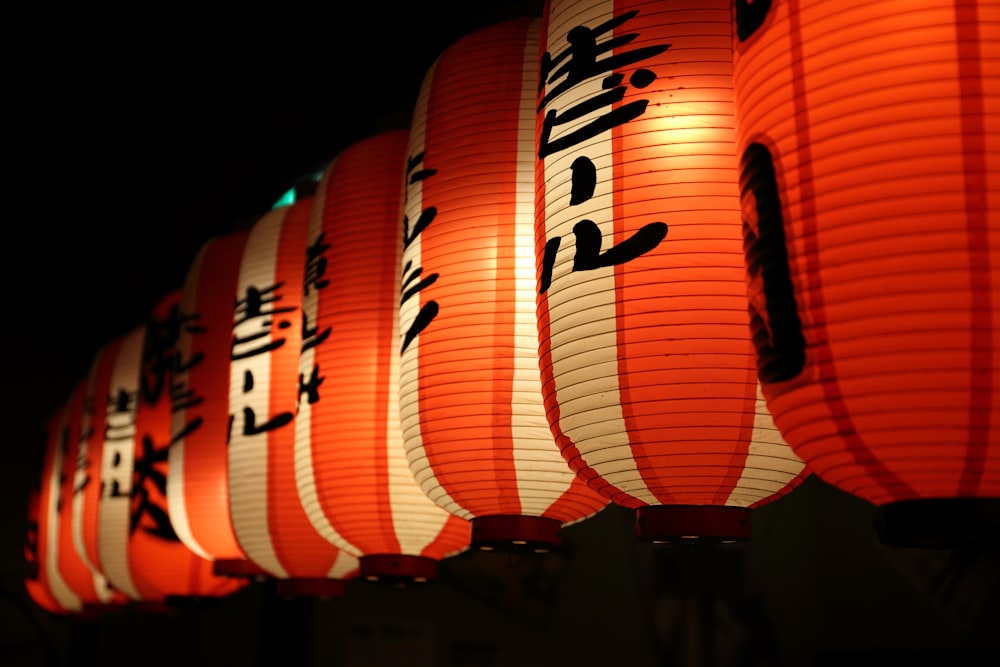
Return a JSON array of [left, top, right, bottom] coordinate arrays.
[[55, 381, 125, 610], [168, 228, 262, 577], [170, 203, 357, 594], [295, 131, 471, 584], [34, 406, 84, 613], [400, 17, 608, 553], [732, 0, 999, 545], [94, 293, 244, 601], [25, 484, 65, 614], [534, 0, 808, 542]]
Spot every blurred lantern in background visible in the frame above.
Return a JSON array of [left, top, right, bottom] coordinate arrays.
[[295, 131, 471, 585], [168, 229, 265, 578], [733, 0, 999, 546], [25, 484, 65, 614], [54, 380, 125, 612], [34, 407, 84, 613], [533, 0, 807, 543], [399, 17, 608, 554], [93, 292, 244, 602], [226, 200, 358, 596]]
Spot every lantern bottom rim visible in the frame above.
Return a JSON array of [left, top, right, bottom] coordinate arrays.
[[360, 554, 437, 586], [213, 558, 271, 579], [471, 514, 562, 553], [635, 505, 751, 544], [875, 497, 1000, 548]]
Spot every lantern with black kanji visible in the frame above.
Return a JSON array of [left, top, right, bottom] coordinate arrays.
[[170, 202, 358, 594], [93, 292, 245, 602], [399, 16, 608, 553], [533, 0, 808, 542], [732, 0, 999, 545], [295, 131, 471, 584]]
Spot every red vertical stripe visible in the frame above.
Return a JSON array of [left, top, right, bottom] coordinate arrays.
[[786, 0, 916, 502], [955, 0, 992, 496]]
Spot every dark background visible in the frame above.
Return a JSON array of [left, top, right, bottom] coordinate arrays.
[[3, 2, 999, 665]]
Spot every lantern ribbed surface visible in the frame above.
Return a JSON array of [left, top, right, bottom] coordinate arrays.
[[295, 131, 471, 582], [732, 0, 1000, 517], [399, 17, 608, 550], [25, 486, 67, 614], [95, 295, 244, 601], [168, 229, 259, 571], [57, 380, 122, 608], [534, 0, 806, 539], [227, 200, 358, 584], [73, 336, 124, 580], [37, 405, 84, 612]]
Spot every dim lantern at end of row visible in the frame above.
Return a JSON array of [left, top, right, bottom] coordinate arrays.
[[398, 16, 609, 554], [733, 0, 999, 546], [295, 130, 472, 585], [533, 0, 808, 543]]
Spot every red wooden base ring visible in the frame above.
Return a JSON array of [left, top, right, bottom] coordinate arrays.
[[360, 555, 437, 586], [471, 515, 562, 553], [635, 505, 751, 544]]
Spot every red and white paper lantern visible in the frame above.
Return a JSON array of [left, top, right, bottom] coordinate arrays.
[[400, 17, 608, 552], [94, 293, 244, 601], [534, 0, 807, 542], [733, 0, 999, 544], [170, 202, 357, 593], [295, 131, 471, 584]]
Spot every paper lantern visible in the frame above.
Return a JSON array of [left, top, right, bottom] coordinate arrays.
[[54, 380, 125, 611], [93, 293, 244, 601], [534, 0, 807, 542], [25, 484, 66, 614], [295, 131, 471, 584], [34, 406, 84, 613], [733, 0, 999, 545], [168, 228, 262, 576], [400, 17, 608, 553], [170, 203, 357, 594]]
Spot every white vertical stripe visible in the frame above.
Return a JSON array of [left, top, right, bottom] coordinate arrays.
[[513, 19, 577, 515], [542, 1, 640, 494], [98, 328, 143, 600], [228, 208, 288, 578], [725, 384, 807, 506]]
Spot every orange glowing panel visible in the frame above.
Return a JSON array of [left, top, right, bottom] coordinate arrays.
[[96, 294, 245, 601], [534, 0, 807, 542], [295, 131, 471, 584], [733, 0, 999, 544], [400, 17, 608, 553]]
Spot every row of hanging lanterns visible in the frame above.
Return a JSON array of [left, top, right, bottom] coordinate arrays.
[[26, 0, 997, 613]]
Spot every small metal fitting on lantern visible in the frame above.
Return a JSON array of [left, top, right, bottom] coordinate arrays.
[[471, 516, 562, 554], [360, 555, 438, 587], [635, 506, 751, 545]]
